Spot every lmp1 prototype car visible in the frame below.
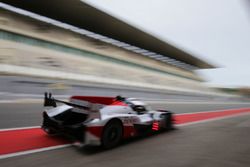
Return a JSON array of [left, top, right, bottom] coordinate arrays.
[[42, 93, 173, 149]]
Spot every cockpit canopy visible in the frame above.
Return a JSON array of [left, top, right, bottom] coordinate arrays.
[[125, 97, 148, 114]]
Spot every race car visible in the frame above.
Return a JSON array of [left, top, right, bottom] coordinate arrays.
[[42, 93, 173, 149]]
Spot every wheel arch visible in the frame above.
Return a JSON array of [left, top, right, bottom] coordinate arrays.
[[104, 118, 124, 133]]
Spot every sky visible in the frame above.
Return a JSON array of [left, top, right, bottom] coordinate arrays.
[[85, 0, 250, 88]]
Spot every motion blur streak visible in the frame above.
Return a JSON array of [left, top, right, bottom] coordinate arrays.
[[0, 107, 250, 158]]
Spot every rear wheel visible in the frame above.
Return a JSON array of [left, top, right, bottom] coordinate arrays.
[[101, 120, 123, 149], [43, 127, 58, 136], [164, 112, 174, 130]]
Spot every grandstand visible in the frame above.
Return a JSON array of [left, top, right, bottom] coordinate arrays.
[[0, 1, 220, 95]]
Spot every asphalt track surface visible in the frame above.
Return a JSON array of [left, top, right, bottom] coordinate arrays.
[[1, 112, 250, 167], [1, 75, 250, 166]]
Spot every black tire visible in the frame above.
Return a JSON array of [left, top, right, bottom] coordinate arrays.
[[43, 126, 58, 136], [101, 119, 123, 149], [165, 112, 174, 130]]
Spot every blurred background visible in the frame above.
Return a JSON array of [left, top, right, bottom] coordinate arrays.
[[0, 0, 249, 101], [1, 1, 250, 166]]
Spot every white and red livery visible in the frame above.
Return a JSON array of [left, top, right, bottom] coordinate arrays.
[[42, 93, 173, 149]]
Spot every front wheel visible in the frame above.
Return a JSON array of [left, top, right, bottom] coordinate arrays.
[[101, 120, 123, 149]]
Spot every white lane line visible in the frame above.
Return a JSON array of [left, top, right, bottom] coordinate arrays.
[[174, 107, 250, 116], [0, 144, 72, 160], [0, 99, 66, 104], [175, 112, 250, 127], [147, 101, 250, 104], [0, 91, 69, 98], [0, 126, 40, 132], [0, 92, 69, 97], [0, 99, 42, 104]]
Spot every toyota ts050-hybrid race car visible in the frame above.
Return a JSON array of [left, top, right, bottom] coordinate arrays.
[[42, 93, 174, 149]]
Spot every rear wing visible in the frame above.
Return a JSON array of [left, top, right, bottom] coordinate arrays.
[[44, 92, 90, 110], [44, 93, 102, 120]]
